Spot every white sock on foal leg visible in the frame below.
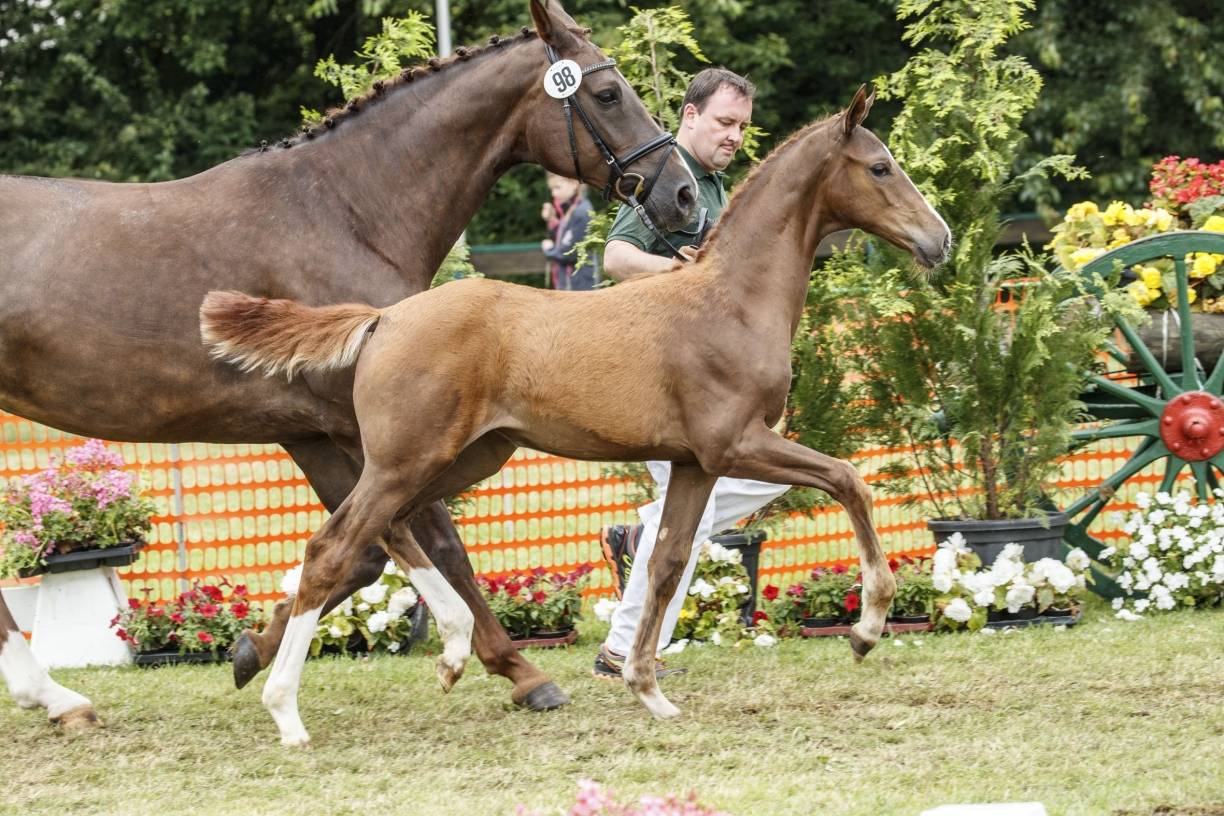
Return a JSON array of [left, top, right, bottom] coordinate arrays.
[[261, 604, 323, 747], [407, 566, 473, 692], [0, 631, 93, 720]]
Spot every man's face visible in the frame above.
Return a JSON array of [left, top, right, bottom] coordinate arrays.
[[680, 85, 753, 172]]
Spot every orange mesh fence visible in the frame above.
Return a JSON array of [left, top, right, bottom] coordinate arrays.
[[0, 411, 1171, 612]]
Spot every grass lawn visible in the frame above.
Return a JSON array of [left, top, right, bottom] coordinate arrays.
[[2, 599, 1222, 816]]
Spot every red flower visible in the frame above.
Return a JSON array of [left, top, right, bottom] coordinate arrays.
[[786, 583, 805, 598], [751, 610, 769, 624], [888, 559, 900, 573], [109, 613, 122, 628], [128, 598, 142, 610], [232, 602, 250, 620], [170, 612, 185, 624], [844, 592, 861, 613], [531, 567, 547, 578], [115, 628, 129, 642], [832, 563, 848, 574], [200, 585, 224, 602], [148, 605, 165, 618], [762, 584, 779, 601], [532, 591, 548, 605], [197, 632, 214, 645], [197, 603, 220, 619], [504, 581, 522, 597], [232, 584, 248, 597]]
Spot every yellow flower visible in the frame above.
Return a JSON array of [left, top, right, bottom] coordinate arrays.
[[1122, 208, 1146, 228], [1137, 265, 1163, 290], [1191, 253, 1218, 280], [1126, 281, 1157, 306], [1188, 286, 1198, 304], [1112, 228, 1131, 246], [1066, 201, 1099, 221], [677, 606, 695, 621], [1203, 215, 1224, 233], [1102, 200, 1128, 226], [1151, 208, 1176, 231], [1069, 247, 1105, 269]]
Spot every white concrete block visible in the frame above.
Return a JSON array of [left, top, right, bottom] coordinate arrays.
[[921, 805, 1048, 816]]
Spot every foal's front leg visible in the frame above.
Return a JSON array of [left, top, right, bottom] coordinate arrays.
[[727, 426, 895, 660], [622, 464, 716, 719]]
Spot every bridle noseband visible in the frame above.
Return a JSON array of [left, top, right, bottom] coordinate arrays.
[[545, 43, 689, 259]]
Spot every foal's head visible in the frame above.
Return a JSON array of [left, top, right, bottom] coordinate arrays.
[[823, 85, 951, 269], [523, 0, 696, 231]]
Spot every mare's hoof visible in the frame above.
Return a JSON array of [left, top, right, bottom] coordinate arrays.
[[849, 627, 875, 663], [518, 681, 570, 712], [55, 705, 101, 732], [231, 632, 263, 690]]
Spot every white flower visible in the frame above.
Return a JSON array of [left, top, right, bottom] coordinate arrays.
[[1133, 598, 1150, 612], [1130, 542, 1150, 561], [1149, 509, 1168, 525], [933, 572, 954, 593], [387, 587, 419, 617], [1099, 546, 1117, 561], [979, 627, 997, 636], [753, 634, 777, 648], [999, 543, 1025, 563], [911, 639, 924, 647], [688, 578, 716, 599], [338, 598, 354, 616], [1164, 571, 1190, 591], [1111, 597, 1124, 610], [710, 631, 723, 646], [1005, 583, 1036, 613], [973, 588, 996, 607], [367, 611, 391, 633], [1115, 609, 1142, 622], [1065, 548, 1091, 572], [281, 564, 302, 597], [1046, 564, 1078, 594], [593, 597, 619, 623], [943, 597, 973, 623], [702, 541, 742, 565], [328, 625, 343, 638], [1135, 492, 1152, 510], [661, 639, 687, 655], [932, 548, 957, 574], [383, 560, 400, 575], [356, 602, 371, 613], [943, 532, 967, 550], [359, 582, 389, 606], [387, 641, 401, 653]]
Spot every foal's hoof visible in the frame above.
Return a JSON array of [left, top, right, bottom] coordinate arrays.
[[231, 632, 263, 690], [849, 626, 876, 663], [517, 681, 570, 712], [436, 656, 467, 693], [54, 705, 101, 732]]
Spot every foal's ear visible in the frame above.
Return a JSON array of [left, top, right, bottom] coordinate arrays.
[[530, 0, 580, 52], [842, 84, 876, 138]]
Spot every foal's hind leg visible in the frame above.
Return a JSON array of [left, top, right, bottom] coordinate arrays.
[[727, 425, 895, 660], [261, 470, 414, 747], [622, 464, 716, 719], [0, 593, 97, 730]]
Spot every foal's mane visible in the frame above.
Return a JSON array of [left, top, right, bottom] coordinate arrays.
[[250, 25, 589, 154], [695, 114, 840, 259]]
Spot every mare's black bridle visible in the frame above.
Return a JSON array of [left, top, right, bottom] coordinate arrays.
[[545, 43, 690, 259]]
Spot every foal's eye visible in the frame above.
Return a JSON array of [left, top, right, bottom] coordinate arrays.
[[870, 162, 891, 178], [594, 89, 619, 105]]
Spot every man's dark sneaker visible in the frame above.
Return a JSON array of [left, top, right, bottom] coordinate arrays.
[[591, 644, 687, 681]]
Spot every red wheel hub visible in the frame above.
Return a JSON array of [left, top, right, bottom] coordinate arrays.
[[1160, 391, 1224, 461]]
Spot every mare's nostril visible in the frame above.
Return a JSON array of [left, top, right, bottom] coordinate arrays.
[[676, 184, 695, 211]]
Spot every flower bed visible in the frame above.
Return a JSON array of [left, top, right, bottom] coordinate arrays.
[[110, 580, 259, 659], [1104, 490, 1224, 620], [476, 565, 591, 642], [0, 439, 157, 578], [279, 563, 424, 656]]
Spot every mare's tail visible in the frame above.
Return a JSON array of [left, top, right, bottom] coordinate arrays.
[[200, 290, 381, 381]]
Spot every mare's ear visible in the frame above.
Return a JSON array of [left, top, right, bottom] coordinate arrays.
[[530, 0, 580, 52], [842, 84, 876, 138]]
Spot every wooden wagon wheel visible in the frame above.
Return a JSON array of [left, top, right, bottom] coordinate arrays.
[[1064, 230, 1224, 594]]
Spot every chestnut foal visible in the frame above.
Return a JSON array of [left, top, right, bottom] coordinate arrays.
[[201, 86, 950, 744]]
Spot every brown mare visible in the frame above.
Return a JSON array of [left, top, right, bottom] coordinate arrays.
[[201, 86, 951, 746], [0, 0, 697, 730]]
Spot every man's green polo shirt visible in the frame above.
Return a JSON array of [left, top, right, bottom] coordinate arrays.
[[605, 144, 728, 256]]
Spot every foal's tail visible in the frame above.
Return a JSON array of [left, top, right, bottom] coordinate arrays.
[[200, 290, 381, 381]]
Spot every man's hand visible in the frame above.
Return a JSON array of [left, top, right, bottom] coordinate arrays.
[[603, 239, 697, 282], [541, 239, 555, 252]]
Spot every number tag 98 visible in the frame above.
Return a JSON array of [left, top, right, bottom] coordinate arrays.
[[544, 59, 582, 99]]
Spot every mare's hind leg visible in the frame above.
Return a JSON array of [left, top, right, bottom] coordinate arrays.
[[622, 464, 716, 719], [0, 593, 97, 730], [727, 425, 895, 660]]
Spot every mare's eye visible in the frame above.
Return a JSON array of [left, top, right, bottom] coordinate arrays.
[[870, 162, 891, 178], [595, 89, 619, 105]]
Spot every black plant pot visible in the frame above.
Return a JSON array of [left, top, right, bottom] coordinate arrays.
[[709, 529, 766, 626], [134, 648, 226, 667], [987, 607, 1038, 623], [927, 513, 1068, 567], [887, 613, 932, 625], [18, 541, 143, 578], [802, 616, 842, 628]]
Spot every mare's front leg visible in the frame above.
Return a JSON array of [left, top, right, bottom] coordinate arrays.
[[0, 594, 97, 730], [622, 463, 716, 719], [727, 425, 895, 661]]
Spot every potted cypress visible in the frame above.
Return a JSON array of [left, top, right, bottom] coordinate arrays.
[[811, 0, 1133, 567]]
